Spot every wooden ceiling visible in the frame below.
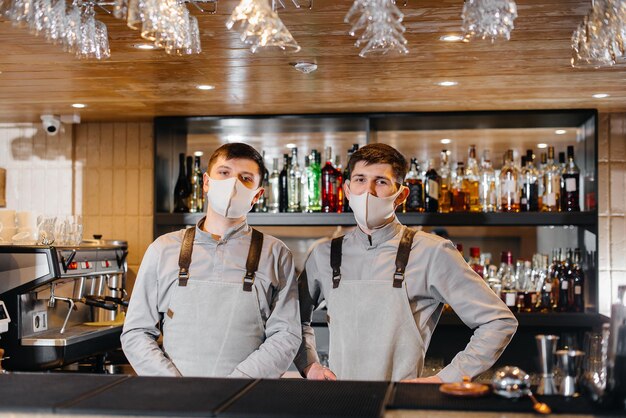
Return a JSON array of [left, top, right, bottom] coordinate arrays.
[[0, 0, 625, 122]]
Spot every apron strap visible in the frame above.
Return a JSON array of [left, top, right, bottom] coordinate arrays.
[[178, 227, 196, 287], [243, 228, 264, 292], [393, 227, 417, 288], [330, 236, 344, 288]]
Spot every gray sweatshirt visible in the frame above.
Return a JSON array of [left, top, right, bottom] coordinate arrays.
[[295, 219, 518, 382], [121, 219, 302, 378]]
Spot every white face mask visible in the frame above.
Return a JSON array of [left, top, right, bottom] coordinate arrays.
[[348, 183, 405, 231], [207, 177, 259, 219]]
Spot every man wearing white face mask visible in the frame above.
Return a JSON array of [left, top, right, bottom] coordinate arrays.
[[294, 143, 517, 383], [122, 143, 301, 378]]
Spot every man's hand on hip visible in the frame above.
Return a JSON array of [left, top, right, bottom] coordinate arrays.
[[305, 362, 337, 381]]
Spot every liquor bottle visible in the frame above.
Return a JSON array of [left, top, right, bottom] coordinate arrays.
[[558, 151, 566, 210], [438, 150, 452, 213], [538, 152, 547, 207], [174, 153, 190, 213], [321, 147, 339, 213], [186, 155, 193, 209], [424, 158, 440, 213], [343, 145, 358, 212], [520, 150, 539, 212], [451, 162, 468, 212], [267, 158, 280, 213], [466, 145, 481, 212], [404, 158, 424, 212], [537, 254, 554, 312], [498, 250, 518, 312], [572, 248, 585, 312], [556, 249, 571, 312], [190, 153, 204, 213], [479, 150, 497, 212], [542, 146, 560, 212], [279, 154, 289, 212], [254, 151, 268, 213], [486, 265, 502, 295], [469, 247, 484, 278], [306, 150, 322, 212], [288, 147, 302, 213], [500, 149, 520, 212], [561, 145, 581, 212], [335, 155, 344, 213], [519, 260, 537, 313]]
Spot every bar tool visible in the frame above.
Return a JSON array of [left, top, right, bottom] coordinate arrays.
[[556, 349, 585, 397], [535, 334, 559, 395], [492, 366, 551, 415]]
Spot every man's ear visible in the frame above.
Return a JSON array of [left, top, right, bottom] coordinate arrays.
[[394, 185, 409, 207], [203, 172, 210, 194], [343, 181, 351, 201]]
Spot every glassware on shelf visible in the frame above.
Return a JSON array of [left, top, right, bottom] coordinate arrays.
[[462, 0, 518, 42]]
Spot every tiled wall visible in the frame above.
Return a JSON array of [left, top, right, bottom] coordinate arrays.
[[0, 123, 74, 215], [75, 122, 154, 290], [598, 113, 626, 316]]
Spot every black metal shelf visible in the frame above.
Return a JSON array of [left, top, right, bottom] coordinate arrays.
[[155, 211, 597, 227]]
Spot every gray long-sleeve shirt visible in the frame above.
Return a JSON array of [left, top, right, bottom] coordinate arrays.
[[121, 219, 301, 378], [294, 219, 518, 382]]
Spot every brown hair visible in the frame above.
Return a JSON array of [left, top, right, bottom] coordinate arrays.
[[208, 143, 267, 187], [347, 143, 408, 183]]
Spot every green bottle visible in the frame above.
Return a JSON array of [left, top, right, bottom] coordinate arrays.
[[305, 149, 322, 212]]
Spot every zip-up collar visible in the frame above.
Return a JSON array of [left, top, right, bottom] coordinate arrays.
[[194, 216, 250, 244], [352, 217, 404, 248]]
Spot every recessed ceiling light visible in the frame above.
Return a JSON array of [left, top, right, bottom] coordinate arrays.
[[592, 93, 609, 98], [555, 129, 567, 135], [71, 103, 86, 109], [440, 138, 452, 144], [196, 85, 215, 91], [133, 43, 157, 50], [537, 143, 548, 149], [194, 151, 204, 157], [439, 35, 464, 42], [437, 81, 458, 87], [286, 143, 297, 149]]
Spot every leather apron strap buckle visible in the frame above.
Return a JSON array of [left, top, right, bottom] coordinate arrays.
[[178, 269, 190, 287], [330, 236, 344, 288], [393, 270, 404, 288], [332, 272, 342, 289], [243, 272, 255, 292]]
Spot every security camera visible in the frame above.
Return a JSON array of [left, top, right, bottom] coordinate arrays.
[[40, 115, 62, 136]]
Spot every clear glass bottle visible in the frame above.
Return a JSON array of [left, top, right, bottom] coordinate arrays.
[[538, 152, 547, 208], [424, 158, 440, 213], [479, 150, 497, 212], [498, 250, 518, 312], [343, 144, 358, 213], [572, 248, 585, 312], [451, 162, 468, 212], [466, 145, 481, 212], [288, 147, 302, 213], [541, 146, 560, 212], [486, 265, 501, 295], [500, 149, 520, 212], [561, 145, 581, 212], [438, 150, 452, 213], [558, 151, 566, 210], [521, 150, 539, 212], [267, 157, 280, 213], [404, 158, 424, 212], [536, 254, 554, 312], [335, 155, 344, 213], [300, 155, 310, 214]]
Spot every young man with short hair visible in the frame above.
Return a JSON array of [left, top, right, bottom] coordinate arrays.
[[295, 143, 518, 382], [122, 143, 301, 378]]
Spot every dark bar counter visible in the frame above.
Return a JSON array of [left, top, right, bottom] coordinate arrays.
[[0, 373, 624, 418]]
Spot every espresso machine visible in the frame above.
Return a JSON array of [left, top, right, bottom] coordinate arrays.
[[0, 241, 128, 371]]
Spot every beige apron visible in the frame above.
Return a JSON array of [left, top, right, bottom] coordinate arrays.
[[162, 227, 266, 377], [327, 228, 424, 381]]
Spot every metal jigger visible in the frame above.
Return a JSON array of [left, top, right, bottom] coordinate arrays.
[[535, 334, 559, 395], [557, 349, 585, 397]]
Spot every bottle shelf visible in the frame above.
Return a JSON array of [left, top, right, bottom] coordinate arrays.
[[155, 211, 597, 228]]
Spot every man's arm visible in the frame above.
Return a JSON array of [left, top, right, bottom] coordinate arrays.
[[429, 241, 518, 383], [228, 245, 302, 379], [120, 242, 181, 377]]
